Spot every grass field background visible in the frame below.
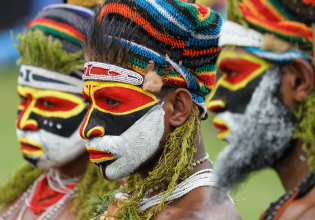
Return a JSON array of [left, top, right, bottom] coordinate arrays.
[[0, 66, 285, 219]]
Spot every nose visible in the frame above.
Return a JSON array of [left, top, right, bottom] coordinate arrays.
[[207, 99, 227, 113], [16, 95, 38, 131], [80, 108, 105, 140]]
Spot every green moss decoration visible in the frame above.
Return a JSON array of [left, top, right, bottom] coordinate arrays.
[[12, 29, 84, 74], [292, 90, 315, 171], [226, 0, 249, 28], [0, 163, 43, 210], [73, 162, 120, 220], [95, 104, 201, 220]]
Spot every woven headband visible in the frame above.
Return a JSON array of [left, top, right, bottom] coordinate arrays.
[[19, 65, 85, 94]]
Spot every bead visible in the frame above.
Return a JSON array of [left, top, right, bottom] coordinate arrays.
[[200, 159, 204, 163], [154, 186, 159, 190], [148, 189, 153, 194], [196, 160, 200, 165], [192, 163, 196, 167]]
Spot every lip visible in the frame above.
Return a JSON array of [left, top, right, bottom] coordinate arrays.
[[213, 117, 230, 140], [18, 138, 44, 157], [86, 146, 117, 163]]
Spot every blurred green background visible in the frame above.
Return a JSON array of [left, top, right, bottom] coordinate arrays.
[[0, 66, 285, 219]]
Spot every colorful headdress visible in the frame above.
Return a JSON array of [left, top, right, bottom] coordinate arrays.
[[219, 0, 315, 63], [84, 0, 223, 118], [16, 4, 94, 94]]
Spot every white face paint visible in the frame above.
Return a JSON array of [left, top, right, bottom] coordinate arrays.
[[214, 65, 295, 193], [86, 104, 165, 180], [16, 125, 86, 169]]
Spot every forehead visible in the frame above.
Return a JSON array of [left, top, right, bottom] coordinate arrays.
[[17, 85, 83, 101], [83, 81, 154, 96]]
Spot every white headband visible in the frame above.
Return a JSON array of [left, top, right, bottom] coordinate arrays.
[[83, 62, 144, 85], [218, 21, 263, 48], [18, 65, 85, 94]]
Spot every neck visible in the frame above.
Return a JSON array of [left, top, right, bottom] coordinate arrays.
[[191, 134, 212, 173], [56, 151, 90, 178], [273, 140, 310, 192]]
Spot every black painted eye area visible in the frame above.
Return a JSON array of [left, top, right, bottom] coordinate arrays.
[[20, 96, 28, 104], [85, 99, 91, 109]]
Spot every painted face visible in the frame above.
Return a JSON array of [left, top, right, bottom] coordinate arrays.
[[208, 48, 296, 192], [16, 85, 87, 169], [208, 50, 270, 141], [81, 81, 165, 180]]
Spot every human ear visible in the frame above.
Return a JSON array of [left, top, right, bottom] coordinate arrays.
[[166, 88, 192, 127], [280, 58, 314, 107]]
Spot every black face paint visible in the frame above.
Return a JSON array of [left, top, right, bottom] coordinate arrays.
[[17, 109, 87, 137], [82, 104, 157, 137], [211, 73, 265, 114]]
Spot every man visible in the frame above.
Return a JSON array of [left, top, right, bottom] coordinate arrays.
[[0, 3, 117, 220], [207, 0, 315, 219], [80, 0, 241, 219]]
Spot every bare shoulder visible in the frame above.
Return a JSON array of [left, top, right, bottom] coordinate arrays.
[[279, 187, 315, 220], [297, 208, 315, 220], [155, 186, 241, 220]]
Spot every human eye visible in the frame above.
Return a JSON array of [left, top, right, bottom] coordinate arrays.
[[40, 100, 55, 108], [105, 98, 121, 106]]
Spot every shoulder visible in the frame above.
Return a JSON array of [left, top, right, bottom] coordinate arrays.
[[296, 206, 315, 220], [279, 187, 315, 220], [156, 186, 241, 220], [172, 209, 241, 220]]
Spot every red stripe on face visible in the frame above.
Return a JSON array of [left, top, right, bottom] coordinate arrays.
[[90, 67, 119, 76], [213, 122, 228, 134], [219, 58, 261, 85], [34, 97, 78, 111], [86, 149, 114, 159], [209, 105, 224, 112], [20, 143, 41, 152], [94, 87, 156, 113]]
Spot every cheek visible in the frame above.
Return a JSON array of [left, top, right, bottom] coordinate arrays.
[[82, 104, 158, 137], [213, 73, 265, 114], [33, 109, 88, 137]]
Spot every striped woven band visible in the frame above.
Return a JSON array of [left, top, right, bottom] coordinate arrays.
[[28, 4, 94, 47], [238, 0, 312, 45], [19, 65, 85, 94]]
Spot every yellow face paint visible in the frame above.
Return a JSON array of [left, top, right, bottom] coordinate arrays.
[[19, 137, 44, 157], [216, 50, 270, 91], [80, 81, 159, 140], [82, 81, 159, 115], [17, 85, 85, 120], [213, 117, 231, 140]]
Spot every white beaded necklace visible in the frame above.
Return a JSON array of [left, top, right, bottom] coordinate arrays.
[[139, 169, 225, 211], [0, 169, 79, 220], [19, 169, 79, 220]]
